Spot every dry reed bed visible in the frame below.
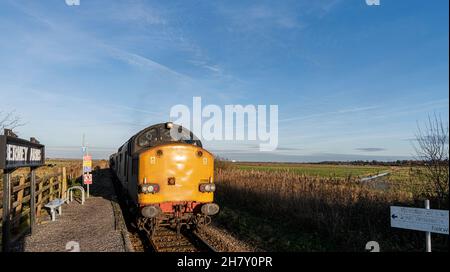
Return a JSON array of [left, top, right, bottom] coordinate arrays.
[[215, 168, 416, 251]]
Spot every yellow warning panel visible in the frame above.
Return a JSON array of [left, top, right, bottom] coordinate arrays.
[[83, 160, 92, 167]]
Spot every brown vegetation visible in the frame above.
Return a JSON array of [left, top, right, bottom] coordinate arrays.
[[214, 168, 447, 251]]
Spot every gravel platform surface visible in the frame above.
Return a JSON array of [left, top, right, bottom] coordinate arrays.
[[15, 169, 132, 252]]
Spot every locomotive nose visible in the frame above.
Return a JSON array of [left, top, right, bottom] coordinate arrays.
[[201, 203, 220, 216]]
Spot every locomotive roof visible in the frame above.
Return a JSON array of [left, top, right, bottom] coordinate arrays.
[[118, 122, 202, 155]]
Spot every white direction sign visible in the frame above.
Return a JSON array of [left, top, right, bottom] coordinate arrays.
[[390, 206, 449, 235]]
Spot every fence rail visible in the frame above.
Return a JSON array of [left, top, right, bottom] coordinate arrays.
[[0, 165, 82, 250]]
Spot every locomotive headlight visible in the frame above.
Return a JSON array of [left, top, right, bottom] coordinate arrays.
[[165, 122, 174, 129], [199, 183, 216, 192], [140, 183, 160, 194]]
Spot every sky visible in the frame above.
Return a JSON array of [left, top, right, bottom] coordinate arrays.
[[0, 0, 448, 162]]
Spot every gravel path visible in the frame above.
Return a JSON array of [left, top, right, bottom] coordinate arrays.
[[16, 169, 133, 252]]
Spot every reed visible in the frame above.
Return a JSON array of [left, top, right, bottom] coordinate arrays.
[[214, 168, 443, 251]]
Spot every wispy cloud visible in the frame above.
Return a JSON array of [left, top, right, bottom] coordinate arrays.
[[281, 98, 449, 125], [371, 99, 449, 120], [217, 0, 341, 33], [24, 88, 164, 117], [189, 60, 223, 74], [105, 46, 191, 79], [337, 106, 379, 114], [355, 147, 386, 152], [220, 4, 304, 32], [246, 5, 304, 30], [2, 0, 447, 161], [280, 104, 379, 123], [107, 2, 167, 25], [6, 0, 195, 81]]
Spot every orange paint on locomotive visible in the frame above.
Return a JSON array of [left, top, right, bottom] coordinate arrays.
[[138, 143, 214, 211]]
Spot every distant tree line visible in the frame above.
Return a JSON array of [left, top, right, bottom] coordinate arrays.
[[312, 160, 448, 167], [232, 160, 446, 167]]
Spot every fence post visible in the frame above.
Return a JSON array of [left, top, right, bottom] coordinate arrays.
[[62, 167, 67, 201], [14, 176, 26, 228], [425, 199, 431, 252], [2, 170, 11, 252], [49, 177, 54, 201], [56, 172, 61, 199], [30, 168, 36, 234], [36, 180, 43, 218]]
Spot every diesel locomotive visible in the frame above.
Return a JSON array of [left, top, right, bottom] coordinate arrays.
[[109, 122, 219, 235]]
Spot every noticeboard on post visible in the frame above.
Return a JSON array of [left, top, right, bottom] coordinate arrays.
[[390, 206, 449, 235], [82, 155, 93, 185], [83, 173, 93, 185], [83, 155, 92, 173], [0, 131, 45, 170]]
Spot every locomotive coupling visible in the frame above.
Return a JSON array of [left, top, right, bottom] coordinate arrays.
[[141, 205, 162, 218], [201, 203, 220, 216]]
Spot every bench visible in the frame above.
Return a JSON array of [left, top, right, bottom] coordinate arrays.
[[44, 198, 65, 221]]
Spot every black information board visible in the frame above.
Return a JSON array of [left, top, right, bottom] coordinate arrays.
[[0, 131, 45, 170]]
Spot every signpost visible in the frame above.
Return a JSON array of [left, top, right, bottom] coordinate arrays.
[[0, 129, 45, 252], [390, 201, 449, 252], [83, 173, 92, 184], [82, 155, 92, 197], [83, 155, 92, 172]]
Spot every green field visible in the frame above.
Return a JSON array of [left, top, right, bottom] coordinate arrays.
[[235, 163, 391, 178]]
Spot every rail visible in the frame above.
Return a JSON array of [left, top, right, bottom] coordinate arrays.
[[147, 226, 217, 252], [108, 168, 217, 253]]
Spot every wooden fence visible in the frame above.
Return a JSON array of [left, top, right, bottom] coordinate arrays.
[[0, 165, 82, 251]]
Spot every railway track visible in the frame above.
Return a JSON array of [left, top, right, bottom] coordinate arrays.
[[110, 169, 217, 252], [148, 226, 217, 252]]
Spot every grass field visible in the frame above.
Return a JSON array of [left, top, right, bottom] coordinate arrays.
[[235, 162, 390, 178]]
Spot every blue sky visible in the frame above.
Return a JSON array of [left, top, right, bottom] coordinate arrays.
[[0, 0, 448, 161]]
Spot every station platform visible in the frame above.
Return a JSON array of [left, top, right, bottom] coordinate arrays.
[[11, 169, 133, 252]]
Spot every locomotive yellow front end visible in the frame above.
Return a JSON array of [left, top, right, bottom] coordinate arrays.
[[137, 142, 219, 228], [111, 122, 220, 233]]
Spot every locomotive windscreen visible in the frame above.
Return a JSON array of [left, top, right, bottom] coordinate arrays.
[[130, 123, 202, 155]]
